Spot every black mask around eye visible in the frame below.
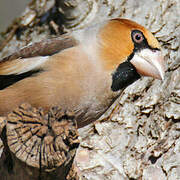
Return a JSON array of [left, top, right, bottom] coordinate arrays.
[[131, 30, 160, 52]]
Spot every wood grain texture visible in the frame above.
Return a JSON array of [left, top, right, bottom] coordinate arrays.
[[0, 0, 179, 179], [0, 103, 79, 180]]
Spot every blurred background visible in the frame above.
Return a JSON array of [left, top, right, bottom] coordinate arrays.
[[0, 0, 29, 32]]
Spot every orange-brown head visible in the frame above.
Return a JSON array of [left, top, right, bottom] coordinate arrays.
[[97, 18, 165, 91]]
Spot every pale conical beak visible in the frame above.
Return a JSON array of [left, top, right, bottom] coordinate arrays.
[[130, 49, 165, 80]]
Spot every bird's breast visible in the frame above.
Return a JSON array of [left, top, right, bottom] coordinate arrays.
[[0, 46, 119, 128]]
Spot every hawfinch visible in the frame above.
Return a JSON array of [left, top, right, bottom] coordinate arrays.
[[0, 18, 165, 128]]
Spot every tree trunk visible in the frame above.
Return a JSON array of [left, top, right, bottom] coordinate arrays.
[[0, 0, 179, 179]]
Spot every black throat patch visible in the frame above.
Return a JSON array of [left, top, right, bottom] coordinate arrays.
[[111, 61, 140, 91]]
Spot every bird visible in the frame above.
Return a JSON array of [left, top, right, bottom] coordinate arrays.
[[0, 18, 165, 128]]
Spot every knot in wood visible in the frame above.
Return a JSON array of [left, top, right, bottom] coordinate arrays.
[[5, 103, 79, 172]]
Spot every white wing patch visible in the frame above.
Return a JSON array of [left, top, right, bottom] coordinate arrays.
[[0, 56, 49, 75]]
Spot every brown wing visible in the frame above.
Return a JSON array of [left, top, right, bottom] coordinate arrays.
[[0, 34, 78, 89], [1, 34, 78, 62]]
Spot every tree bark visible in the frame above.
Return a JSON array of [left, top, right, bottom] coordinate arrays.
[[0, 0, 179, 179], [0, 103, 79, 180]]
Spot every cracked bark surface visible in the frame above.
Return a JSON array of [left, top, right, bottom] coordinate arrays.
[[0, 0, 179, 179], [0, 103, 79, 180]]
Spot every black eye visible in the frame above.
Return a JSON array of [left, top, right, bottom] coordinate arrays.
[[132, 31, 144, 43]]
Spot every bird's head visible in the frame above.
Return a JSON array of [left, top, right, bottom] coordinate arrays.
[[97, 18, 165, 91]]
